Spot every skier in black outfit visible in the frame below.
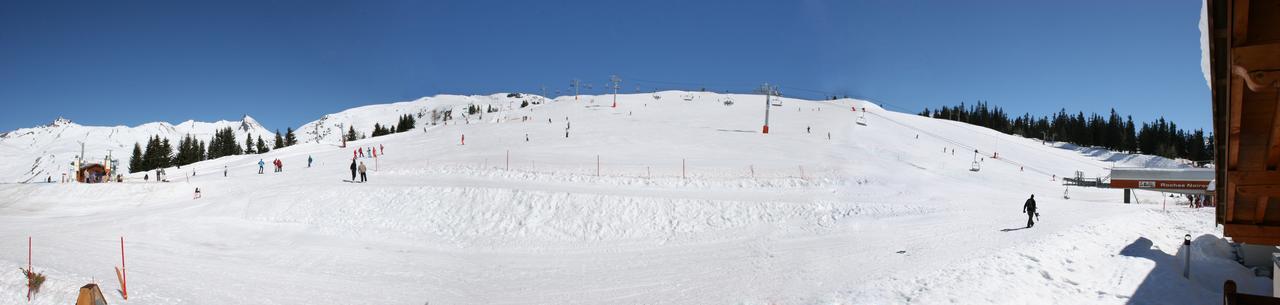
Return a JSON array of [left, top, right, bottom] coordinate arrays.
[[1022, 195, 1038, 228], [349, 158, 358, 181]]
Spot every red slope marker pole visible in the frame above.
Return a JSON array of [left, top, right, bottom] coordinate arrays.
[[120, 236, 128, 300]]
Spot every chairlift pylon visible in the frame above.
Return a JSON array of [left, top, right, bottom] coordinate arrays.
[[969, 149, 981, 172]]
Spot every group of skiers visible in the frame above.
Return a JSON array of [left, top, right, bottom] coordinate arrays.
[[354, 144, 385, 159], [257, 158, 285, 174]]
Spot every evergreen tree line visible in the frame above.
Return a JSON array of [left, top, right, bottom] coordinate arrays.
[[919, 101, 1213, 161], [369, 114, 418, 138], [129, 127, 301, 173]]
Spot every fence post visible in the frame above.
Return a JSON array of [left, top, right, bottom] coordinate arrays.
[[596, 155, 600, 176], [799, 165, 805, 179], [750, 165, 755, 178], [506, 150, 510, 171], [682, 159, 686, 179]]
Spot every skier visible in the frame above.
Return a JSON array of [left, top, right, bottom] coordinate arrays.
[[224, 165, 228, 177], [308, 155, 313, 168], [807, 126, 811, 134], [258, 159, 265, 174], [358, 161, 368, 183], [380, 144, 384, 155], [349, 158, 357, 182], [1022, 195, 1038, 228], [353, 149, 358, 159]]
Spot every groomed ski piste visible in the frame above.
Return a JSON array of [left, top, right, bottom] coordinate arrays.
[[0, 91, 1267, 304]]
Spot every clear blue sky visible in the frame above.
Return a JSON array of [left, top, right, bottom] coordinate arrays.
[[0, 0, 1209, 133]]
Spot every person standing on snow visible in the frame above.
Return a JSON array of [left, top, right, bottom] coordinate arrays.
[[349, 158, 357, 181], [1022, 195, 1038, 228], [258, 159, 265, 174], [380, 144, 384, 155], [308, 155, 313, 168], [358, 161, 368, 183]]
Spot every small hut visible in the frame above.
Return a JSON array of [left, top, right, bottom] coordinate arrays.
[[75, 283, 107, 305]]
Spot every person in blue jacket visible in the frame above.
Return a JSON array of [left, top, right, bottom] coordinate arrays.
[[258, 159, 265, 174]]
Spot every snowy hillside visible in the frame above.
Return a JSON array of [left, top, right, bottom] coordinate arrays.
[[0, 91, 1259, 304], [297, 93, 550, 144], [0, 116, 273, 183]]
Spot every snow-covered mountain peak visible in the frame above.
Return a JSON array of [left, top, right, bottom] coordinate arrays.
[[239, 115, 263, 132], [49, 116, 75, 127]]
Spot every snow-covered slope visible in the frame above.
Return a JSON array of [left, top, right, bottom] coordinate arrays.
[[297, 93, 549, 144], [0, 116, 273, 183], [0, 91, 1253, 305]]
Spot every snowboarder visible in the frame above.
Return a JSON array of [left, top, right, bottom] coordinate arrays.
[[349, 158, 357, 181], [358, 161, 368, 182], [308, 155, 313, 168], [258, 159, 265, 174], [1022, 195, 1038, 228]]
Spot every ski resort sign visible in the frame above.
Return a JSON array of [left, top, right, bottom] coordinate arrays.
[[1109, 167, 1214, 192]]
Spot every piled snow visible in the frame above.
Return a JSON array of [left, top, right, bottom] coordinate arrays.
[[0, 91, 1261, 304]]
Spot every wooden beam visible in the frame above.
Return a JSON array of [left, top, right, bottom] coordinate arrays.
[[1267, 95, 1280, 168], [1228, 171, 1280, 185], [1225, 223, 1280, 240], [1232, 0, 1249, 45], [1238, 185, 1280, 196], [1232, 42, 1280, 92], [1229, 179, 1238, 222], [1258, 196, 1270, 224], [1230, 79, 1244, 170], [1236, 42, 1280, 70]]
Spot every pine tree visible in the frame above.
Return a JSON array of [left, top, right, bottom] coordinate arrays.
[[256, 135, 269, 153], [245, 133, 256, 154], [346, 126, 357, 141], [129, 143, 143, 173], [273, 129, 284, 149], [284, 127, 297, 146]]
